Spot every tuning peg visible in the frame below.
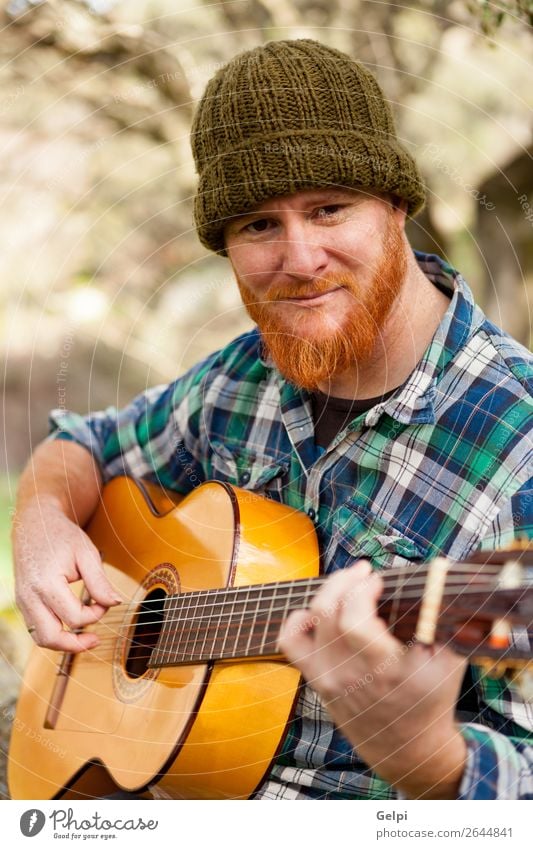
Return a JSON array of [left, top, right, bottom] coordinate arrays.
[[488, 618, 511, 651]]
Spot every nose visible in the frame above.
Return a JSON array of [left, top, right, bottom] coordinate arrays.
[[275, 220, 329, 282]]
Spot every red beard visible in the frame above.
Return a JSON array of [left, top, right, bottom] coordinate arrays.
[[237, 211, 407, 391]]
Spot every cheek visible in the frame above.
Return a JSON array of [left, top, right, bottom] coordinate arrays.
[[330, 210, 388, 260], [229, 242, 274, 281], [332, 224, 381, 267]]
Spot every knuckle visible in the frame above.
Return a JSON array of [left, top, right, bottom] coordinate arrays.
[[80, 604, 100, 622], [33, 631, 49, 649], [37, 579, 60, 602], [89, 542, 102, 561], [60, 610, 81, 630], [28, 579, 47, 598], [39, 631, 69, 651]]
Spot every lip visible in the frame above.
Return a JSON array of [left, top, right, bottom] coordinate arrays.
[[278, 287, 342, 305]]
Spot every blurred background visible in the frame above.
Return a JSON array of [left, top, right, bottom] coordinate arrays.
[[0, 0, 532, 795]]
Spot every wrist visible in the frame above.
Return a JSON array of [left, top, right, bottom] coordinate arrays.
[[14, 493, 73, 530], [387, 726, 467, 800]]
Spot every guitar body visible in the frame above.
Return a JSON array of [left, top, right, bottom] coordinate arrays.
[[8, 477, 319, 800]]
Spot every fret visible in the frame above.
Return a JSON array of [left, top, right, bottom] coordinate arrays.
[[244, 585, 263, 657], [388, 567, 408, 632], [194, 588, 231, 662], [189, 592, 210, 662], [261, 589, 288, 655], [177, 589, 200, 662], [197, 589, 217, 662], [218, 588, 238, 659], [261, 619, 282, 655], [259, 582, 278, 655], [156, 594, 180, 665], [232, 584, 253, 658]]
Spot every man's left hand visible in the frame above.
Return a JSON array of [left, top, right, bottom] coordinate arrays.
[[278, 560, 468, 799]]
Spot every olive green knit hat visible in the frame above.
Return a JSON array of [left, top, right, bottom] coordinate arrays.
[[192, 39, 425, 254]]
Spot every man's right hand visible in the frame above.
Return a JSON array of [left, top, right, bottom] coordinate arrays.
[[13, 499, 122, 653]]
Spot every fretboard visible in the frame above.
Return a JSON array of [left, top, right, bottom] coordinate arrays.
[[149, 578, 326, 667], [146, 557, 532, 668], [147, 573, 429, 667]]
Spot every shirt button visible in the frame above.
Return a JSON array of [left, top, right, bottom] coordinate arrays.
[[307, 507, 316, 521], [240, 471, 251, 485]]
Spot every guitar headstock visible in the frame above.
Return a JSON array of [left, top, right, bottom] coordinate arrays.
[[379, 546, 533, 700], [436, 548, 532, 701]]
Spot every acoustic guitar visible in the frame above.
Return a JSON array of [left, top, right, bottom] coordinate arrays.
[[8, 476, 533, 800]]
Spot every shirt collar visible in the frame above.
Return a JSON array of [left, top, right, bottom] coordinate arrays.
[[363, 251, 485, 427]]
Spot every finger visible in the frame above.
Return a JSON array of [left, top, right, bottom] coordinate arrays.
[[277, 608, 318, 669], [308, 559, 373, 623], [37, 575, 108, 631], [76, 546, 122, 607], [279, 608, 351, 697], [21, 597, 99, 653], [279, 562, 375, 665], [336, 568, 400, 660]]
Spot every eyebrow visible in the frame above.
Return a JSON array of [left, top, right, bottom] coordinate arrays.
[[226, 189, 366, 230]]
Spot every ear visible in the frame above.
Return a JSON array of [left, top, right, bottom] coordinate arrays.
[[390, 196, 408, 230]]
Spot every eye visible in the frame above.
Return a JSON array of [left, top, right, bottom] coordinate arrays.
[[243, 218, 271, 234], [315, 204, 343, 220]]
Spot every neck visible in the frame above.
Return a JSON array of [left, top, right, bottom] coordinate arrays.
[[317, 246, 450, 400]]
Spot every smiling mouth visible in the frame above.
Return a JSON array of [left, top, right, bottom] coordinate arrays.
[[276, 287, 342, 304]]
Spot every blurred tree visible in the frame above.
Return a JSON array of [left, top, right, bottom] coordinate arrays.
[[0, 0, 531, 475], [465, 0, 533, 33]]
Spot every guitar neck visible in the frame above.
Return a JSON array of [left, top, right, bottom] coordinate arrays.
[[148, 561, 533, 668]]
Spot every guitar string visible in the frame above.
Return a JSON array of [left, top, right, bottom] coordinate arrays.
[[81, 594, 430, 656], [88, 610, 531, 648], [92, 578, 532, 630], [66, 559, 533, 663], [75, 622, 520, 663], [62, 554, 531, 656], [91, 566, 521, 620], [97, 564, 516, 607], [74, 602, 533, 665], [83, 562, 520, 617], [75, 587, 533, 659], [73, 580, 532, 663], [74, 619, 533, 666], [85, 592, 533, 644]]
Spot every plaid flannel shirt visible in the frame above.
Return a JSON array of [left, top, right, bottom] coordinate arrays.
[[49, 252, 533, 799]]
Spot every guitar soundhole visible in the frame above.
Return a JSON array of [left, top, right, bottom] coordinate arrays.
[[125, 587, 167, 679]]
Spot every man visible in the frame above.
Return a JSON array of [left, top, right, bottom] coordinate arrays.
[[12, 39, 533, 799]]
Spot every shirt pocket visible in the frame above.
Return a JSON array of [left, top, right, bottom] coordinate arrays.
[[209, 440, 288, 493], [329, 501, 428, 572]]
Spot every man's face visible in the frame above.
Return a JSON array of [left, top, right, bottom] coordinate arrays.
[[224, 187, 408, 391]]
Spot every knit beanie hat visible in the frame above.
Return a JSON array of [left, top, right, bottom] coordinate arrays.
[[192, 39, 425, 254]]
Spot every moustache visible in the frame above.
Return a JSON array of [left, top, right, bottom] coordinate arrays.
[[255, 273, 358, 304]]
